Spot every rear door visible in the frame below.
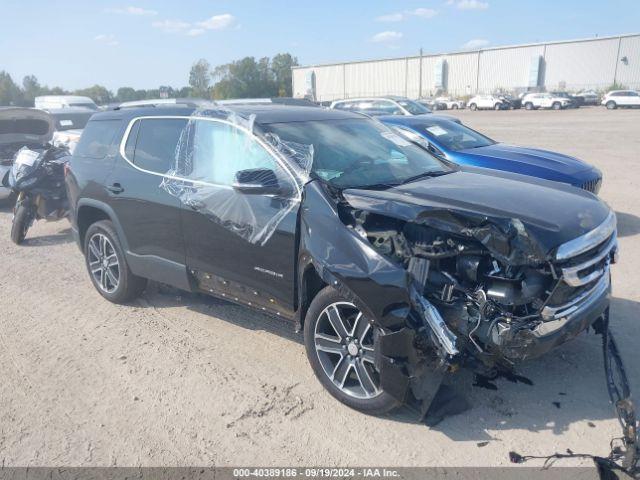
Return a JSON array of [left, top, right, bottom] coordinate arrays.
[[106, 116, 188, 266], [178, 118, 301, 316]]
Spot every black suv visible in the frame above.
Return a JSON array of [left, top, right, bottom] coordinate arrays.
[[66, 105, 617, 416]]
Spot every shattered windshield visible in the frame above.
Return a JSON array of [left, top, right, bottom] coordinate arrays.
[[261, 118, 451, 189]]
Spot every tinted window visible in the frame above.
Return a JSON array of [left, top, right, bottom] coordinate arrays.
[[74, 120, 121, 159], [0, 118, 50, 135], [396, 99, 430, 114], [419, 121, 495, 151], [51, 111, 93, 131], [262, 118, 451, 189], [189, 120, 283, 186], [129, 118, 187, 173]]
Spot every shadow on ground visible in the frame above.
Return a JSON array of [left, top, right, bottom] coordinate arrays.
[[616, 211, 640, 238], [142, 281, 640, 446]]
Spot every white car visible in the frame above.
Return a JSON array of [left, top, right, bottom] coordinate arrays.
[[601, 90, 640, 109], [435, 97, 465, 110], [467, 95, 506, 111], [330, 96, 432, 116], [35, 95, 98, 111], [522, 93, 572, 110]]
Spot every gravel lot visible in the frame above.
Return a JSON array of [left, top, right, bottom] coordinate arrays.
[[0, 107, 638, 468]]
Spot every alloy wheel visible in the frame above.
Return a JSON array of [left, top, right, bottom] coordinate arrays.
[[314, 302, 381, 399], [87, 233, 120, 293]]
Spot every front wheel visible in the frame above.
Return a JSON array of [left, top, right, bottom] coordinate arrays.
[[303, 286, 400, 415], [84, 220, 147, 303], [452, 104, 459, 110], [494, 103, 502, 110], [10, 197, 33, 245], [552, 102, 562, 110], [525, 102, 534, 110], [469, 103, 477, 111]]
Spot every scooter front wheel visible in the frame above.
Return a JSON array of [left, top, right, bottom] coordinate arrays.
[[10, 199, 33, 245]]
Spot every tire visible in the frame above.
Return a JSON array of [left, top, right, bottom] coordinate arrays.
[[552, 102, 562, 110], [494, 103, 501, 110], [452, 104, 459, 110], [84, 220, 147, 304], [10, 199, 33, 245], [303, 286, 400, 415], [606, 101, 617, 110], [525, 102, 534, 110], [469, 103, 477, 111]]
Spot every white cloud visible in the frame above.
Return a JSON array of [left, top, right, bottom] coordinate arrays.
[[371, 31, 403, 43], [461, 38, 489, 49], [152, 19, 190, 33], [453, 0, 489, 10], [411, 8, 437, 18], [106, 6, 158, 16], [152, 13, 236, 36], [376, 13, 404, 22], [196, 13, 236, 30], [375, 8, 437, 22], [94, 34, 119, 46]]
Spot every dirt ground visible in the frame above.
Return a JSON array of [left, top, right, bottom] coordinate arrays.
[[0, 107, 638, 468]]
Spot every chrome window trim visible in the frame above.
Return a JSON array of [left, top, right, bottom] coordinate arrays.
[[118, 115, 303, 199], [555, 211, 616, 261], [541, 267, 610, 321]]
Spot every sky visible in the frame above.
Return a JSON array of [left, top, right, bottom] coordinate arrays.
[[0, 0, 639, 91]]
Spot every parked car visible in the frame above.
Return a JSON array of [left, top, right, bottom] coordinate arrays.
[[601, 90, 640, 109], [521, 93, 572, 110], [550, 91, 580, 108], [330, 96, 433, 116], [47, 108, 95, 153], [497, 94, 521, 109], [378, 115, 603, 194], [467, 95, 508, 110], [416, 97, 447, 111], [574, 90, 600, 106], [434, 97, 465, 110], [66, 105, 617, 419], [0, 107, 55, 202], [35, 95, 98, 111]]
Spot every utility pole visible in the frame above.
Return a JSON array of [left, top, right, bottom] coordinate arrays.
[[418, 48, 423, 98]]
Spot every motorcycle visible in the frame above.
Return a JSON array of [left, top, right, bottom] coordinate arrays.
[[4, 145, 70, 244]]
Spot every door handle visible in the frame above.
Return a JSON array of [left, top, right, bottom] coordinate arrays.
[[107, 183, 124, 194]]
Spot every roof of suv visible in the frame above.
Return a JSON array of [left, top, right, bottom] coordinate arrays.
[[89, 104, 363, 125]]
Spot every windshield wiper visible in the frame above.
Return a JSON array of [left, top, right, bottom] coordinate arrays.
[[399, 170, 452, 185]]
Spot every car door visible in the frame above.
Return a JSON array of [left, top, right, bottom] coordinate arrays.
[[178, 118, 301, 316], [628, 91, 640, 106], [106, 116, 188, 268]]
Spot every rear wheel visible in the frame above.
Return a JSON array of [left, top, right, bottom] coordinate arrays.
[[84, 220, 147, 303], [606, 101, 617, 110], [525, 102, 534, 110], [469, 103, 477, 111], [10, 199, 33, 245], [494, 103, 502, 110], [303, 286, 399, 414], [552, 102, 562, 110], [452, 104, 459, 110]]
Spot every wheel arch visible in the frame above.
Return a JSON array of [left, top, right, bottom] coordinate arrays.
[[76, 199, 130, 252], [296, 259, 328, 329]]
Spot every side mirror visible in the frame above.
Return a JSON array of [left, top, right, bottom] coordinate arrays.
[[233, 168, 282, 195]]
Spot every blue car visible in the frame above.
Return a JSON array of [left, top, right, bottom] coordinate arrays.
[[379, 115, 602, 194]]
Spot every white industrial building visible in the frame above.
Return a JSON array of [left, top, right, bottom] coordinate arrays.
[[292, 33, 640, 101]]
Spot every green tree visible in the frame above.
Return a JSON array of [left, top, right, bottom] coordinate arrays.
[[116, 87, 138, 102], [189, 59, 211, 98], [0, 71, 23, 106], [271, 53, 298, 97], [22, 75, 42, 106], [73, 85, 113, 105]]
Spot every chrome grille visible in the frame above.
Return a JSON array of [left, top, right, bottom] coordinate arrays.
[[581, 177, 602, 194]]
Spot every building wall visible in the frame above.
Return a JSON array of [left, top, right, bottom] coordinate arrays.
[[293, 34, 640, 100]]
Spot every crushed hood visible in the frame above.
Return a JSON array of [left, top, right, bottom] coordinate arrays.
[[0, 108, 55, 147], [458, 143, 593, 176], [343, 170, 611, 263]]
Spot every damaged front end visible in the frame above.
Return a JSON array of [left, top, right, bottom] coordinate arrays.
[[300, 177, 619, 420]]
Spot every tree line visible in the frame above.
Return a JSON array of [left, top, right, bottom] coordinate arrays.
[[0, 53, 298, 107]]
